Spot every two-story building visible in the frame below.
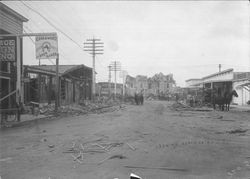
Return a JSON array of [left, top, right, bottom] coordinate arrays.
[[0, 3, 28, 122]]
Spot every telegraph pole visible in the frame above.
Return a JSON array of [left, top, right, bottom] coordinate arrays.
[[121, 70, 128, 99], [108, 65, 111, 97], [110, 61, 121, 99], [84, 38, 104, 101]]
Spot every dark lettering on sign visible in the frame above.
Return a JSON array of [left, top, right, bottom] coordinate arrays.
[[36, 36, 57, 41], [0, 37, 17, 62]]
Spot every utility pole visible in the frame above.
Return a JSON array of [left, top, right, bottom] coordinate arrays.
[[108, 65, 111, 97], [84, 38, 104, 101], [38, 59, 41, 104], [55, 56, 59, 111], [110, 61, 121, 99], [219, 64, 221, 72]]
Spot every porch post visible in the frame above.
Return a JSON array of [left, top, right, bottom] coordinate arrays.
[[48, 76, 52, 104]]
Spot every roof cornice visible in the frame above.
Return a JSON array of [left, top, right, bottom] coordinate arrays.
[[0, 2, 28, 22]]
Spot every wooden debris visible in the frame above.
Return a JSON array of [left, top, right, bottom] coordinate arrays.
[[124, 166, 188, 172], [126, 143, 136, 151], [80, 144, 84, 151], [48, 144, 55, 148], [92, 143, 105, 149], [72, 142, 76, 148], [65, 141, 124, 164], [220, 119, 235, 122], [98, 154, 127, 165], [98, 156, 110, 165], [227, 129, 248, 134], [71, 154, 83, 164], [0, 157, 12, 162], [109, 154, 127, 159]]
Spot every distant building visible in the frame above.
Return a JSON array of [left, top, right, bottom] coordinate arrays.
[[147, 73, 176, 96], [125, 75, 136, 96], [125, 73, 176, 97], [97, 82, 123, 96], [135, 75, 148, 93]]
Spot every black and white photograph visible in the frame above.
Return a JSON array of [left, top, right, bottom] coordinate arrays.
[[0, 1, 250, 178]]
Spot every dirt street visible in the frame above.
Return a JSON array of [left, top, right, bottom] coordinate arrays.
[[1, 101, 250, 179]]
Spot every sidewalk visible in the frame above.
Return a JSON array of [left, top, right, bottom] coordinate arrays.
[[1, 113, 54, 128]]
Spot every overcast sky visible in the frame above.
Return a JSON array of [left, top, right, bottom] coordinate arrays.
[[3, 1, 250, 86]]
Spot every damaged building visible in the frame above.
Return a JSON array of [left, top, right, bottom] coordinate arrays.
[[23, 64, 93, 106], [125, 73, 176, 98]]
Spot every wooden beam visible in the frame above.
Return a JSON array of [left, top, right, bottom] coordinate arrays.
[[0, 90, 17, 103]]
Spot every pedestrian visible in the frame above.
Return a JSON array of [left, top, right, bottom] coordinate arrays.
[[134, 92, 138, 105], [175, 93, 179, 102], [140, 93, 144, 105]]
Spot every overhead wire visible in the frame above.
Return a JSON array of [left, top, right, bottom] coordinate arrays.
[[19, 1, 106, 70], [20, 0, 85, 51], [42, 2, 107, 69]]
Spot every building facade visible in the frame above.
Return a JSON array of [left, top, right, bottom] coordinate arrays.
[[125, 75, 136, 96], [186, 69, 250, 105], [147, 73, 176, 96], [135, 75, 148, 93], [125, 73, 176, 98], [0, 3, 28, 121], [233, 72, 250, 105], [185, 79, 203, 88]]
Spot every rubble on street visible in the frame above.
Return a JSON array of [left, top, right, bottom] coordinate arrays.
[[37, 99, 125, 117], [169, 101, 212, 112]]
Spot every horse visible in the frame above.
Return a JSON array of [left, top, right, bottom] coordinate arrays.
[[212, 90, 238, 111], [134, 92, 144, 105], [223, 90, 238, 111], [138, 93, 144, 105], [134, 93, 138, 105], [212, 93, 225, 111]]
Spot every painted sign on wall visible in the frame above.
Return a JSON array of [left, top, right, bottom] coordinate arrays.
[[0, 36, 17, 62], [35, 35, 58, 59]]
